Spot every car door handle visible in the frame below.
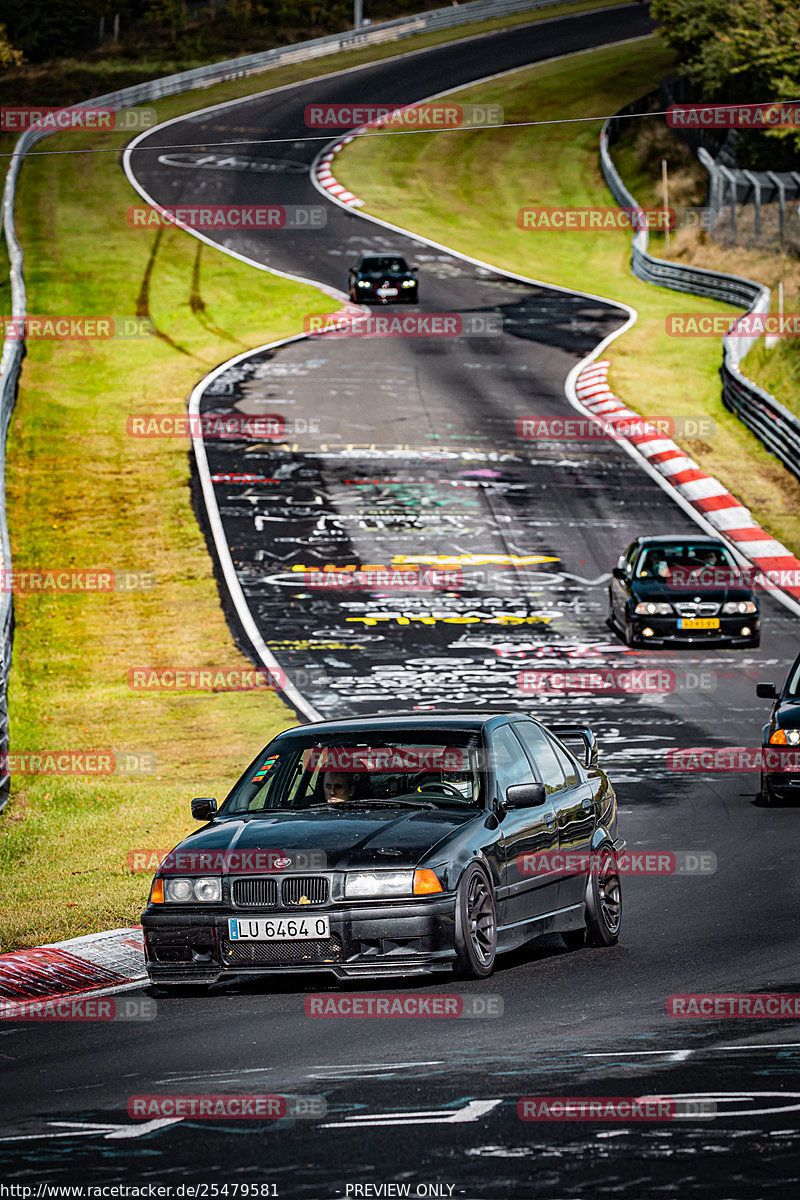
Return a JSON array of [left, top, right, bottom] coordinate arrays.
[[545, 818, 557, 831], [581, 798, 593, 811]]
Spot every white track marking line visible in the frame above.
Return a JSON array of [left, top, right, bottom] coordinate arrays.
[[322, 1098, 503, 1128]]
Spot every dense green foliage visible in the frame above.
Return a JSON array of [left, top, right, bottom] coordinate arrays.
[[652, 0, 800, 167], [0, 0, 441, 64]]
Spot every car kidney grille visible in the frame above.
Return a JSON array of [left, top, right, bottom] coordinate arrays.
[[232, 877, 279, 907], [675, 602, 720, 617], [282, 876, 329, 906], [222, 937, 341, 966]]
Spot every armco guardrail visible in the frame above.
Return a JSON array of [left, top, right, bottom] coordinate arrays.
[[0, 0, 556, 810], [599, 107, 800, 486]]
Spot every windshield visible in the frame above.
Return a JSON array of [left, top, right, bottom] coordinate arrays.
[[360, 257, 409, 274], [634, 542, 740, 584], [786, 655, 800, 697], [220, 732, 485, 815]]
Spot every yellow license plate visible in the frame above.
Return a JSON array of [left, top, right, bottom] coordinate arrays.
[[679, 617, 719, 630]]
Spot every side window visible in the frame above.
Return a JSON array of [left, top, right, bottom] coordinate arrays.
[[490, 725, 535, 798], [548, 735, 580, 787], [624, 542, 639, 574], [246, 755, 286, 812], [512, 721, 566, 795]]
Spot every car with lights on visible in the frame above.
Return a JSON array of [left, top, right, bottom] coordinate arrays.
[[756, 651, 800, 805], [141, 712, 623, 988], [609, 535, 759, 648], [348, 253, 418, 304]]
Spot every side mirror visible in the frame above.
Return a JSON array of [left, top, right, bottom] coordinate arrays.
[[612, 566, 626, 580], [756, 683, 778, 699], [504, 782, 546, 809], [191, 797, 217, 820], [411, 266, 418, 273]]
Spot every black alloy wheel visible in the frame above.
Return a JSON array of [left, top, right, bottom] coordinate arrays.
[[454, 863, 497, 978]]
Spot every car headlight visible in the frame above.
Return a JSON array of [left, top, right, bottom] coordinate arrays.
[[401, 280, 416, 288], [161, 876, 222, 903], [770, 729, 800, 746], [722, 600, 757, 615], [345, 870, 414, 898], [634, 602, 673, 616], [357, 280, 371, 287]]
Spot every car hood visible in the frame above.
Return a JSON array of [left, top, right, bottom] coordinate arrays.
[[162, 807, 482, 872], [361, 270, 412, 281], [631, 578, 754, 603], [775, 698, 800, 728]]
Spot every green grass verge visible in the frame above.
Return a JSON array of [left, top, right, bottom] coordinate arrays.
[[334, 34, 800, 555]]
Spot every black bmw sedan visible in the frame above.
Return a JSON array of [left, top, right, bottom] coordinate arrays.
[[348, 253, 418, 304], [609, 535, 759, 648], [142, 713, 623, 988], [756, 650, 800, 804]]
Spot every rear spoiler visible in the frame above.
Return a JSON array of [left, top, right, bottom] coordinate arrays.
[[547, 724, 598, 769]]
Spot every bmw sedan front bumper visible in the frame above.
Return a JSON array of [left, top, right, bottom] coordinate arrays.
[[142, 895, 457, 983], [629, 613, 759, 646]]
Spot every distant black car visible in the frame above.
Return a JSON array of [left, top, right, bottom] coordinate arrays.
[[756, 651, 800, 804], [348, 253, 418, 304], [609, 535, 759, 648], [142, 712, 623, 988]]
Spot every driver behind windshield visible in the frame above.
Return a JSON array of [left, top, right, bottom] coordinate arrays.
[[323, 770, 356, 804]]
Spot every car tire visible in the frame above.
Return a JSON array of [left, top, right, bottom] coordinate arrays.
[[585, 848, 622, 946], [453, 863, 497, 979], [623, 615, 638, 648]]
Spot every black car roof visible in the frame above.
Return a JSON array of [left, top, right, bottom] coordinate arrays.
[[357, 255, 408, 266], [273, 712, 530, 739], [633, 534, 727, 547]]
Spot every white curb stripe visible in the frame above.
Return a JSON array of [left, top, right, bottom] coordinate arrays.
[[676, 478, 732, 501]]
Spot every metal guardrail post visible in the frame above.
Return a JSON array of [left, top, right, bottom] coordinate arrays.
[[743, 170, 761, 239], [766, 171, 786, 242]]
